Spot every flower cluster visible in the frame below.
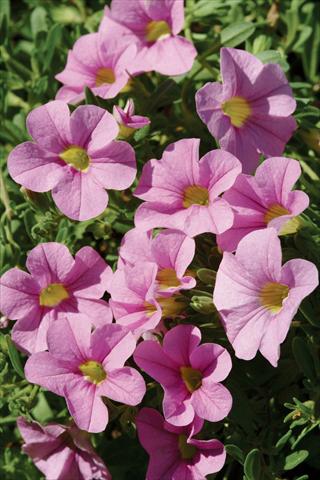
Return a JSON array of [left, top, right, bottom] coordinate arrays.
[[1, 1, 318, 479]]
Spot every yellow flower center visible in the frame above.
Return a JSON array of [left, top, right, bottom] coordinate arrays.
[[156, 268, 180, 291], [183, 185, 209, 208], [279, 217, 301, 235], [260, 282, 289, 313], [178, 434, 197, 460], [222, 96, 251, 127], [180, 366, 203, 393], [144, 296, 186, 318], [79, 360, 106, 384], [39, 283, 69, 307], [145, 20, 171, 42], [95, 67, 116, 86], [60, 146, 90, 172], [264, 203, 290, 224]]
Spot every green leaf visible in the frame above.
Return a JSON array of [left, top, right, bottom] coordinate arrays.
[[5, 335, 24, 379], [196, 268, 216, 286], [292, 336, 317, 382], [225, 444, 245, 465], [30, 6, 47, 39], [256, 50, 289, 72], [275, 429, 292, 452], [284, 450, 309, 470], [221, 22, 255, 48], [84, 86, 101, 106], [43, 24, 63, 71], [243, 449, 261, 480]]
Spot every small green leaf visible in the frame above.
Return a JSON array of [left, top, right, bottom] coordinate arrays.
[[30, 6, 47, 39], [284, 450, 309, 470], [5, 335, 24, 379], [221, 22, 255, 48], [275, 429, 292, 452], [225, 444, 245, 465], [196, 268, 216, 286], [244, 449, 261, 480]]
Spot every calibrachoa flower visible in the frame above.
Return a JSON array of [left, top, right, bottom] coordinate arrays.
[[25, 317, 146, 433], [100, 0, 197, 76], [17, 417, 110, 479], [213, 228, 318, 367], [113, 99, 150, 139], [134, 325, 232, 426], [8, 101, 136, 221], [0, 242, 112, 354], [55, 33, 136, 103], [118, 228, 196, 296], [195, 48, 297, 173], [109, 261, 187, 336], [136, 408, 226, 479], [217, 156, 309, 252], [134, 138, 242, 237]]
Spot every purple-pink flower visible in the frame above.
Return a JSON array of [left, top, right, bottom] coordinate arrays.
[[118, 228, 196, 296], [100, 0, 197, 76], [134, 138, 242, 237], [195, 48, 297, 173], [213, 228, 318, 367], [0, 242, 112, 354], [136, 408, 226, 480], [134, 324, 232, 426], [113, 99, 150, 139], [55, 33, 136, 103], [17, 417, 110, 479], [25, 317, 146, 433], [217, 156, 309, 252], [8, 101, 136, 221]]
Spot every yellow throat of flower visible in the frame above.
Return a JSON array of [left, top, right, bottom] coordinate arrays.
[[144, 296, 186, 319], [145, 20, 171, 42], [260, 282, 289, 313], [264, 204, 290, 224], [95, 67, 116, 86], [178, 434, 197, 460], [39, 283, 69, 307], [180, 366, 203, 393], [183, 185, 209, 208], [156, 268, 181, 291], [60, 146, 90, 172], [222, 96, 251, 127], [79, 360, 106, 384]]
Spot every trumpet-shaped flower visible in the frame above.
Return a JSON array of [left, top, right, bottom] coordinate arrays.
[[113, 99, 150, 139], [196, 48, 297, 173], [55, 33, 136, 103], [109, 261, 187, 336], [8, 101, 136, 221], [136, 408, 226, 479], [17, 417, 111, 479], [0, 242, 112, 354], [217, 157, 309, 252], [213, 228, 318, 367], [134, 138, 241, 237], [25, 317, 146, 433], [134, 325, 232, 426], [99, 0, 197, 76], [118, 228, 196, 296]]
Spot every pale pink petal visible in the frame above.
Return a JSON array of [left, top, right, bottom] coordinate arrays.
[[98, 367, 146, 405], [90, 324, 136, 367], [163, 385, 194, 426], [190, 344, 232, 381], [46, 316, 91, 362], [12, 310, 51, 354], [152, 230, 195, 278], [192, 380, 232, 422], [0, 268, 40, 319], [86, 110, 119, 153], [189, 439, 226, 476], [199, 149, 241, 197], [69, 105, 112, 148], [144, 35, 196, 75]]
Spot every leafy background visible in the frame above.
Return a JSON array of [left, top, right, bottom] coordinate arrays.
[[0, 0, 319, 479]]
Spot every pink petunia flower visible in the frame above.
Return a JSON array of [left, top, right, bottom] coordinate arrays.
[[134, 324, 232, 426], [217, 156, 309, 252], [8, 101, 136, 221], [136, 408, 226, 479], [99, 0, 197, 76], [118, 228, 196, 296], [17, 417, 110, 479], [195, 48, 297, 173], [134, 138, 242, 237], [25, 316, 146, 433], [113, 99, 150, 139], [0, 242, 112, 354], [213, 228, 318, 367], [55, 33, 136, 103]]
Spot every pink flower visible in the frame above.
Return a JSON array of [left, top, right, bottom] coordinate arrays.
[[134, 138, 242, 237], [0, 242, 112, 354], [217, 157, 309, 252], [17, 417, 110, 479], [136, 408, 226, 479], [100, 0, 197, 76], [195, 48, 297, 173], [134, 324, 232, 426], [55, 33, 136, 103], [25, 317, 146, 433], [8, 101, 136, 221], [113, 99, 150, 138], [213, 228, 318, 367], [118, 228, 196, 296]]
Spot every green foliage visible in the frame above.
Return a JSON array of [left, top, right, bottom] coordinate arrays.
[[0, 0, 319, 479]]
